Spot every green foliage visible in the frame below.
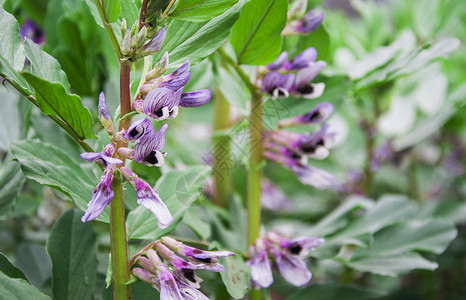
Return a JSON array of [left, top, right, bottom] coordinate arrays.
[[170, 0, 238, 22], [102, 0, 120, 23], [10, 141, 110, 223], [0, 272, 50, 300], [219, 254, 250, 299], [0, 253, 28, 282], [0, 161, 25, 217], [230, 0, 288, 65], [46, 209, 97, 300]]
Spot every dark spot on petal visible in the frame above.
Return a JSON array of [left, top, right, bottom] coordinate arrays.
[[297, 84, 314, 95], [300, 145, 316, 154], [306, 111, 321, 123], [316, 138, 325, 146], [145, 151, 158, 164], [182, 269, 197, 283], [192, 249, 203, 254], [154, 109, 164, 117], [290, 152, 302, 159], [196, 257, 212, 264], [129, 128, 140, 138], [288, 245, 303, 255]]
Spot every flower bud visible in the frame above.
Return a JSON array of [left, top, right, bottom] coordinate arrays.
[[145, 51, 169, 81], [137, 26, 147, 48]]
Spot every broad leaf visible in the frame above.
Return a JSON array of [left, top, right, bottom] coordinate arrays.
[[0, 253, 28, 282], [182, 208, 211, 240], [153, 0, 243, 67], [0, 7, 25, 71], [230, 0, 287, 65], [24, 39, 71, 92], [0, 272, 50, 300], [126, 166, 210, 240], [10, 141, 110, 223], [0, 87, 21, 151], [103, 0, 120, 23], [22, 73, 97, 140], [220, 254, 249, 299], [0, 161, 25, 217], [119, 0, 139, 26], [46, 209, 97, 300], [170, 0, 238, 22]]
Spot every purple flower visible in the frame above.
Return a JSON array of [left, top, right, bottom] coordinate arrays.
[[143, 87, 183, 121], [291, 61, 326, 99], [246, 238, 273, 289], [19, 20, 44, 44], [141, 60, 191, 96], [267, 51, 289, 70], [287, 47, 317, 70], [290, 163, 335, 189], [141, 26, 166, 56], [81, 164, 116, 222], [161, 237, 234, 272], [267, 232, 325, 257], [269, 247, 312, 286], [98, 92, 114, 135], [279, 102, 334, 127], [175, 277, 209, 300], [121, 167, 173, 229], [134, 124, 168, 166], [262, 72, 296, 98], [179, 89, 212, 107], [123, 118, 154, 142], [296, 9, 325, 33], [145, 249, 184, 299], [261, 179, 291, 211], [80, 144, 123, 166]]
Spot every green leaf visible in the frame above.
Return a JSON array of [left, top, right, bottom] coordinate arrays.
[[10, 140, 110, 223], [14, 243, 51, 288], [0, 272, 50, 300], [0, 253, 28, 282], [22, 73, 97, 140], [0, 87, 21, 151], [219, 254, 249, 299], [230, 0, 287, 65], [153, 0, 243, 67], [103, 0, 120, 23], [46, 209, 97, 300], [348, 253, 438, 277], [119, 0, 139, 26], [0, 161, 25, 217], [182, 208, 211, 240], [23, 39, 71, 92], [126, 166, 210, 240], [170, 0, 238, 22], [289, 283, 384, 300], [0, 7, 25, 71]]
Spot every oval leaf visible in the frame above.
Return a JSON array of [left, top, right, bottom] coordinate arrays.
[[170, 0, 238, 22]]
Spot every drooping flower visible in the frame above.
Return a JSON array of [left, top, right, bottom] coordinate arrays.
[[291, 61, 327, 98], [269, 247, 312, 286], [283, 8, 325, 35], [142, 87, 183, 121], [266, 232, 325, 257], [80, 144, 123, 166], [279, 102, 334, 127], [179, 89, 212, 107], [120, 167, 173, 229], [287, 47, 317, 70], [134, 124, 168, 166], [145, 249, 184, 300], [246, 238, 273, 289], [123, 117, 155, 142], [161, 236, 234, 272], [262, 72, 296, 98], [81, 164, 116, 222]]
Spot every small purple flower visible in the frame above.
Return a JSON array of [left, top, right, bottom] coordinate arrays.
[[81, 164, 116, 222], [134, 124, 168, 166], [132, 267, 157, 286], [269, 247, 312, 286], [290, 163, 335, 189], [145, 249, 184, 299], [161, 237, 234, 272], [262, 72, 296, 98], [296, 9, 325, 33], [279, 102, 334, 127], [19, 20, 44, 44], [121, 167, 173, 229], [261, 179, 291, 211], [267, 232, 325, 257], [175, 277, 209, 300], [291, 61, 326, 99], [246, 238, 273, 289], [143, 87, 183, 121], [141, 26, 166, 56], [80, 144, 123, 166], [267, 51, 289, 70], [98, 92, 114, 135], [287, 47, 317, 70], [179, 89, 212, 107], [123, 118, 154, 141], [141, 60, 191, 96]]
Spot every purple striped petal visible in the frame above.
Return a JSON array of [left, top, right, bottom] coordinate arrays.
[[267, 51, 289, 70], [143, 88, 182, 120], [179, 89, 211, 107], [81, 165, 115, 222], [288, 47, 317, 70], [142, 26, 166, 55]]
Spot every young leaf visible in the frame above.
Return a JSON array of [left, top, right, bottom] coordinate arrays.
[[153, 0, 243, 67], [10, 140, 110, 223], [0, 272, 50, 300], [103, 0, 120, 23], [170, 0, 238, 22], [22, 72, 97, 140], [23, 39, 71, 92], [230, 0, 288, 65], [46, 209, 97, 300]]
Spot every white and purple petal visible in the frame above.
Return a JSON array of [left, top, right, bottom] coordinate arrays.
[[81, 165, 115, 222]]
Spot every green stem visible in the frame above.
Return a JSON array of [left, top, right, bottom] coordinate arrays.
[[218, 48, 257, 96], [94, 0, 122, 60], [162, 0, 178, 18], [109, 174, 130, 300], [212, 89, 232, 207]]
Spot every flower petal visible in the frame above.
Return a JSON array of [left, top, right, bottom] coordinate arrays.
[[179, 89, 211, 107]]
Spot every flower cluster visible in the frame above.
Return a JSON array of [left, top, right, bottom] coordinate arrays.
[[260, 47, 326, 99], [264, 102, 336, 189], [131, 237, 234, 299], [247, 232, 324, 288]]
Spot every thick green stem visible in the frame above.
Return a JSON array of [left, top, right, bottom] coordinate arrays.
[[109, 175, 130, 300], [212, 90, 232, 207]]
